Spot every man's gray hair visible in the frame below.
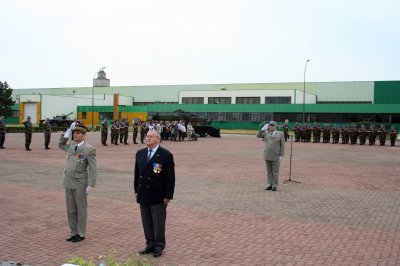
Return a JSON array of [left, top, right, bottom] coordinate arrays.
[[147, 129, 161, 138]]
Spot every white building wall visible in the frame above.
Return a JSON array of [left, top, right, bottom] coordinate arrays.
[[179, 89, 316, 104], [315, 81, 374, 102], [19, 94, 132, 120]]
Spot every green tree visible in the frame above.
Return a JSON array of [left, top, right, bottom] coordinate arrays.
[[0, 81, 16, 118]]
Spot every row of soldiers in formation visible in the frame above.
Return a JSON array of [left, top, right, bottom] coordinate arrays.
[[0, 116, 51, 150], [101, 118, 196, 146], [287, 122, 398, 146], [0, 116, 197, 150]]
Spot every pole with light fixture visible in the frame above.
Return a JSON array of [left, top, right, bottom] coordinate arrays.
[[92, 67, 106, 131], [302, 59, 310, 124]]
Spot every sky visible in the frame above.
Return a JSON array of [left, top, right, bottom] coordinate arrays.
[[1, 0, 399, 89]]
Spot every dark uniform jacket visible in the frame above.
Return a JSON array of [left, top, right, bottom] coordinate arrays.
[[134, 146, 175, 205]]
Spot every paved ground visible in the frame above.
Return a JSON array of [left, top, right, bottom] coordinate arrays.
[[0, 132, 399, 266]]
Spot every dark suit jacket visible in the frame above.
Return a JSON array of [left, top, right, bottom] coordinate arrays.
[[134, 146, 175, 205]]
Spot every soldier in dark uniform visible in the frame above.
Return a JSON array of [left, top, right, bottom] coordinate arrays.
[[113, 120, 120, 145], [119, 120, 124, 144], [331, 124, 340, 144], [378, 124, 386, 146], [340, 126, 347, 144], [350, 124, 358, 144], [305, 125, 312, 142], [101, 118, 108, 146], [43, 118, 52, 149], [389, 126, 397, 146], [123, 119, 129, 144], [132, 118, 139, 144], [367, 125, 375, 145], [0, 116, 5, 149], [140, 121, 146, 144], [110, 120, 115, 144], [293, 122, 300, 142], [23, 116, 33, 151], [281, 120, 289, 142], [358, 125, 367, 145]]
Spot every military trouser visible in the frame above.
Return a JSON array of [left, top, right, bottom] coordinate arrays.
[[101, 131, 108, 145], [379, 135, 386, 146], [284, 131, 288, 142], [294, 132, 299, 142], [265, 160, 280, 189], [44, 132, 51, 148], [390, 136, 396, 146], [133, 131, 138, 144], [0, 132, 5, 148], [114, 131, 120, 145], [119, 131, 124, 143], [359, 135, 366, 145], [140, 133, 145, 144], [25, 133, 32, 150], [124, 129, 128, 144]]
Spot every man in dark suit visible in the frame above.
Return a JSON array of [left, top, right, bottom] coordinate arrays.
[[59, 123, 97, 242], [134, 129, 175, 258]]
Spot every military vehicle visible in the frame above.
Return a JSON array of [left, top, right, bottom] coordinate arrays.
[[39, 112, 74, 128], [151, 110, 221, 137]]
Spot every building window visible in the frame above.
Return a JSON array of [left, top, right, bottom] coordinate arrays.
[[218, 112, 226, 121], [236, 97, 260, 104], [82, 112, 87, 119], [265, 96, 291, 104], [208, 97, 231, 104], [182, 97, 204, 104], [251, 112, 260, 122], [99, 112, 113, 121]]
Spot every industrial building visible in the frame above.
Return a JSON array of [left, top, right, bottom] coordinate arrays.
[[8, 70, 400, 130]]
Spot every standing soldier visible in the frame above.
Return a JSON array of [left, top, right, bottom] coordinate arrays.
[[350, 124, 358, 145], [0, 116, 5, 149], [378, 124, 387, 146], [132, 118, 139, 144], [119, 120, 124, 144], [358, 125, 367, 145], [331, 124, 340, 144], [389, 126, 397, 146], [43, 118, 52, 149], [294, 122, 300, 142], [281, 120, 289, 142], [123, 119, 129, 144], [23, 116, 33, 151], [140, 121, 146, 144], [340, 126, 347, 144], [367, 124, 375, 145], [101, 118, 108, 146], [110, 120, 115, 144], [113, 120, 120, 145]]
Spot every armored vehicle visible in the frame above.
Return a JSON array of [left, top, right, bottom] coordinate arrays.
[[39, 112, 74, 128]]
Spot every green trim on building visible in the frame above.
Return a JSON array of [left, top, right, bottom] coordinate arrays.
[[374, 81, 400, 104]]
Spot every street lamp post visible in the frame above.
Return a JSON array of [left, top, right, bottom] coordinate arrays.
[[92, 67, 106, 131], [302, 59, 310, 124]]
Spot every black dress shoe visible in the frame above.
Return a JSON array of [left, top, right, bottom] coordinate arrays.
[[265, 186, 272, 190], [71, 235, 85, 242], [66, 235, 78, 241], [139, 247, 155, 255], [272, 187, 277, 191], [153, 249, 163, 258]]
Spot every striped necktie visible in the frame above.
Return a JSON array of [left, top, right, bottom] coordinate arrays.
[[147, 149, 152, 162]]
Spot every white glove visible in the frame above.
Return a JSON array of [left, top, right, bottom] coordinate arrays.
[[279, 156, 283, 162], [261, 124, 269, 131], [86, 186, 93, 194], [64, 128, 72, 139]]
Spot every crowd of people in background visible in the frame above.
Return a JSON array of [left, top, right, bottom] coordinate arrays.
[[101, 118, 197, 147]]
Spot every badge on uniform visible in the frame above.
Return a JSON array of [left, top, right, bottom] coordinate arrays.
[[153, 163, 162, 173], [77, 154, 86, 162]]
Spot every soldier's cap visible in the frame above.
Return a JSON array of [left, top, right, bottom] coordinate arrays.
[[27, 116, 31, 119], [269, 121, 277, 126], [73, 123, 88, 134]]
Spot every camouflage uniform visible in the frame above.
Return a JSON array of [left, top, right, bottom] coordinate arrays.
[[101, 119, 108, 146], [378, 124, 386, 146], [294, 123, 301, 142], [140, 122, 146, 144], [113, 120, 120, 145], [119, 120, 124, 144], [358, 125, 367, 145], [123, 120, 129, 144], [331, 124, 340, 144], [350, 125, 358, 145], [389, 126, 397, 146], [281, 123, 289, 142], [367, 125, 376, 145], [132, 119, 139, 144], [23, 117, 33, 150], [43, 119, 51, 149], [0, 117, 5, 149]]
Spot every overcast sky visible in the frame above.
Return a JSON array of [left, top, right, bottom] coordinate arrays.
[[1, 0, 399, 89]]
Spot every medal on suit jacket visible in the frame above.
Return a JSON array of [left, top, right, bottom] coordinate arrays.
[[77, 154, 86, 162], [153, 163, 162, 173]]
